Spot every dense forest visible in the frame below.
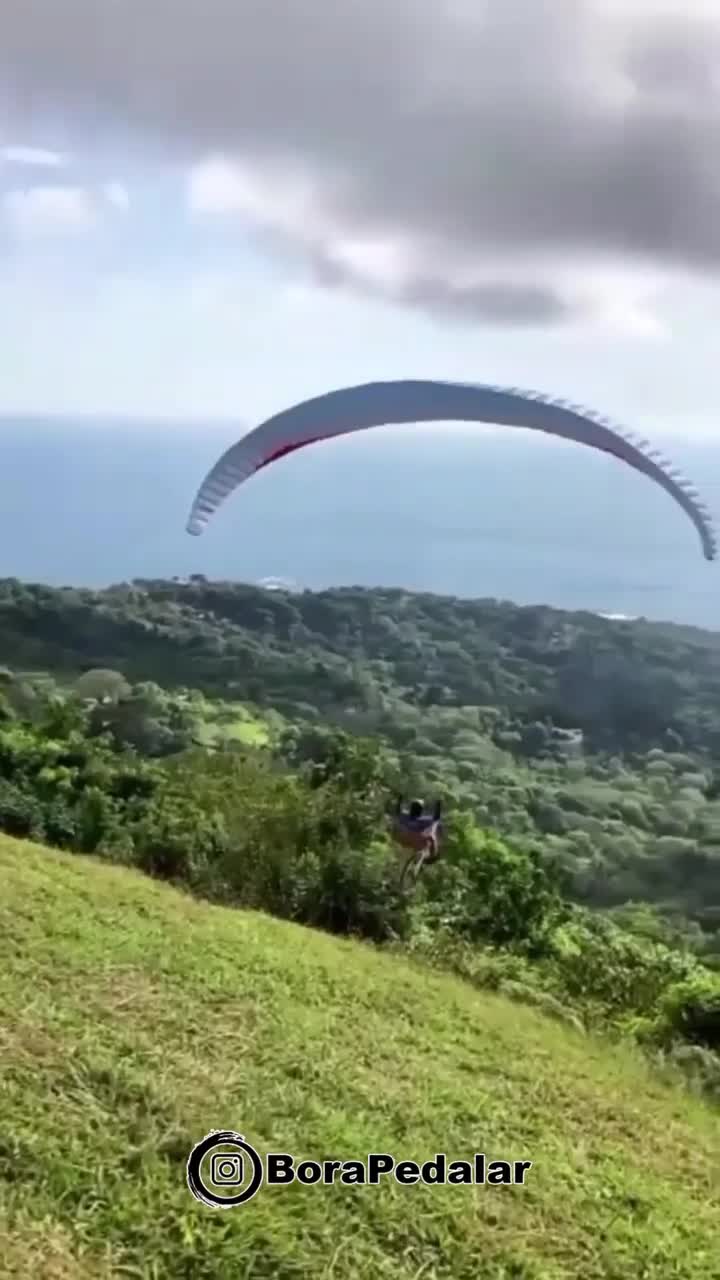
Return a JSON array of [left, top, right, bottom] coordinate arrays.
[[2, 574, 720, 1100], [3, 576, 720, 920]]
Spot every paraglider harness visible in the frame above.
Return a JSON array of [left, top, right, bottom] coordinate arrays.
[[391, 796, 444, 888]]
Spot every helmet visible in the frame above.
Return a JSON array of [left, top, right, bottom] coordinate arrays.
[[408, 798, 424, 818]]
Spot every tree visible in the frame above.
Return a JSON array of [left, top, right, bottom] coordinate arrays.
[[75, 668, 131, 704]]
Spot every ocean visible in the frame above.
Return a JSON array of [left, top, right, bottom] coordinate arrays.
[[3, 416, 720, 630]]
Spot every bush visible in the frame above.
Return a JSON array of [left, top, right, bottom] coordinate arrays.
[[547, 914, 693, 1027], [426, 815, 566, 952], [660, 976, 720, 1051], [133, 792, 228, 887], [0, 780, 43, 839], [665, 1043, 720, 1101]]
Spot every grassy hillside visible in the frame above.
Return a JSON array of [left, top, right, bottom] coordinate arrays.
[[2, 836, 719, 1278]]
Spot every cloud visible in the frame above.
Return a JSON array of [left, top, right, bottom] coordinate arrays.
[[186, 154, 666, 331], [2, 0, 720, 323], [102, 181, 129, 210], [1, 176, 129, 237], [3, 185, 97, 234], [1, 145, 67, 167]]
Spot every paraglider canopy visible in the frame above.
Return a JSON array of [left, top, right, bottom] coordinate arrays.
[[186, 379, 717, 562]]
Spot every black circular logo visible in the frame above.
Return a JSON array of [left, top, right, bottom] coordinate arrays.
[[186, 1130, 264, 1208]]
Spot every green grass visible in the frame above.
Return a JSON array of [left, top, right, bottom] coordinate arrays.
[[1, 837, 719, 1279]]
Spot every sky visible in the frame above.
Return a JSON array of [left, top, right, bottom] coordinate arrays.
[[0, 0, 719, 436]]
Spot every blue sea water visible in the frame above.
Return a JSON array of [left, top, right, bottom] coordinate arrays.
[[2, 416, 720, 630]]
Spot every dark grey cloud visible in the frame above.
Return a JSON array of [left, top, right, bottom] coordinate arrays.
[[1, 0, 718, 323]]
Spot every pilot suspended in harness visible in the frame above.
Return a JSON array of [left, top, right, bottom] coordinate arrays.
[[393, 796, 443, 863]]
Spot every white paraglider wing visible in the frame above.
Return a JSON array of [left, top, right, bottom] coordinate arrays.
[[186, 380, 717, 561]]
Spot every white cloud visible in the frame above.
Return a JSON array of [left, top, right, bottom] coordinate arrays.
[[103, 181, 129, 210], [1, 145, 67, 168], [187, 156, 260, 218], [3, 185, 97, 235]]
